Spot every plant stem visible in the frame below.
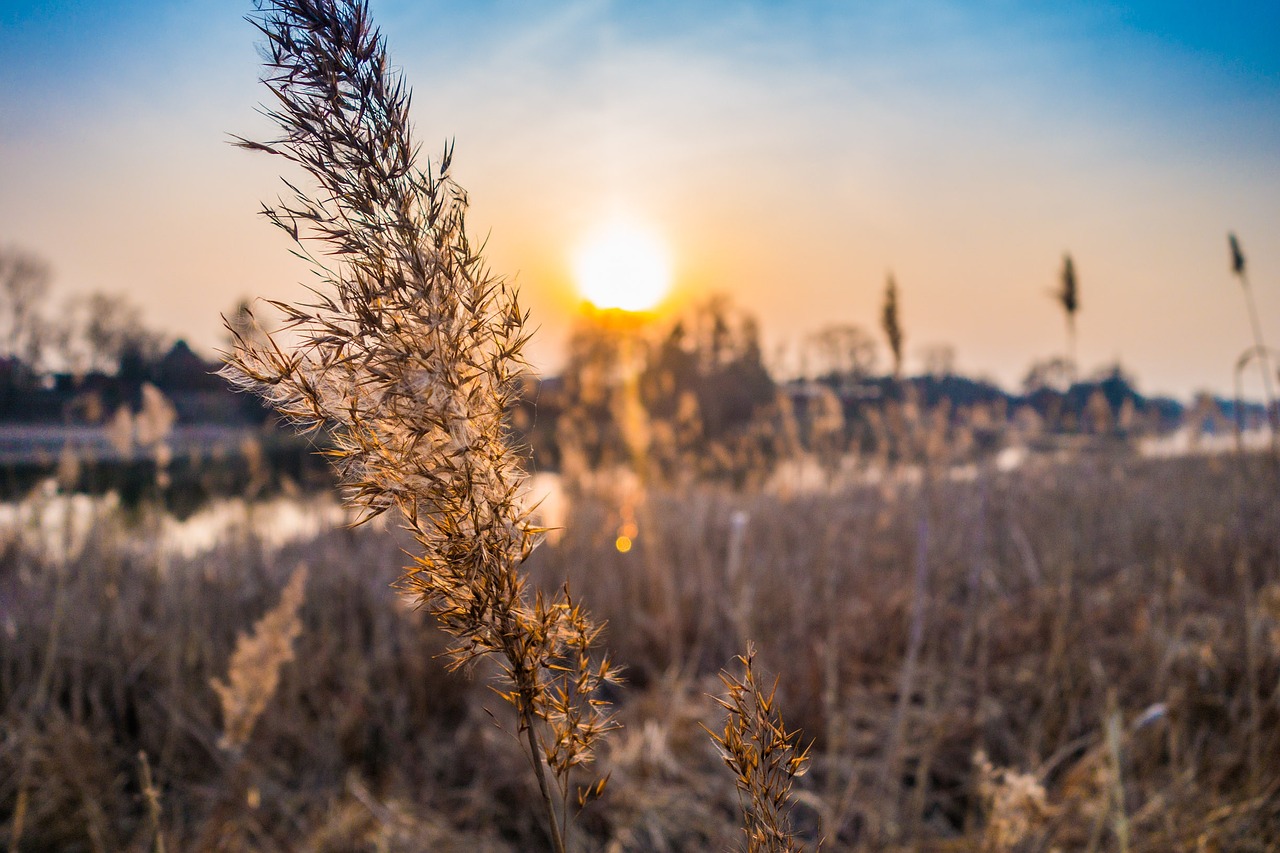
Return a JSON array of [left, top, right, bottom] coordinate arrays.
[[1067, 314, 1077, 385], [882, 489, 931, 838], [524, 715, 567, 853], [1239, 271, 1279, 439]]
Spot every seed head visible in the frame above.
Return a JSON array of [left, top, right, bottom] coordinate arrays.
[[1229, 232, 1246, 277]]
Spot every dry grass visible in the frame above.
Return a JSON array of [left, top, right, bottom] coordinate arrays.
[[223, 1, 616, 847], [210, 563, 307, 754], [706, 644, 811, 853], [4, 1, 1279, 849], [534, 450, 1280, 849], [3, 449, 1277, 849]]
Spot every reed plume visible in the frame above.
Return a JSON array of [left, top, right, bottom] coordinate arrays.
[[1227, 232, 1278, 440], [1056, 254, 1079, 381], [211, 565, 308, 754], [973, 751, 1050, 852], [881, 273, 903, 381], [222, 2, 616, 848], [706, 644, 811, 853]]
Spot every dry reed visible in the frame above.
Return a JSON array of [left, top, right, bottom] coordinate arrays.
[[881, 274, 903, 381], [211, 563, 308, 754], [1057, 253, 1079, 381], [706, 644, 812, 853], [3, 450, 1280, 848], [221, 2, 616, 848]]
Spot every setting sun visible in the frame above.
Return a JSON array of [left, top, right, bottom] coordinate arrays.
[[572, 220, 672, 312]]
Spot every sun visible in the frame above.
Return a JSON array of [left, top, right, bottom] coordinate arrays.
[[572, 220, 672, 312]]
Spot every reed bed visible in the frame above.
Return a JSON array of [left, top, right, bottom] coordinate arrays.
[[2, 449, 1278, 850]]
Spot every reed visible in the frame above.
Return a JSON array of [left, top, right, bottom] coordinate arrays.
[[210, 564, 308, 755], [1227, 232, 1279, 446], [222, 2, 615, 849], [1057, 254, 1079, 382], [881, 273, 903, 381], [706, 644, 811, 853], [4, 450, 1280, 847]]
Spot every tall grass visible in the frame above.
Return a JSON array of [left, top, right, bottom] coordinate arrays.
[[223, 1, 616, 849], [3, 0, 1279, 849], [1057, 253, 1079, 383], [1227, 232, 1279, 448], [706, 644, 811, 853], [880, 274, 903, 381], [2, 450, 1279, 848]]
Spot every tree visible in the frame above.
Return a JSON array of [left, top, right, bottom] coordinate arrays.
[[55, 292, 166, 376], [0, 247, 52, 371], [920, 343, 955, 378], [1022, 356, 1073, 394], [808, 324, 878, 385], [225, 298, 272, 354]]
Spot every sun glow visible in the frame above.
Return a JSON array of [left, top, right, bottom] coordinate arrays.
[[572, 220, 672, 312]]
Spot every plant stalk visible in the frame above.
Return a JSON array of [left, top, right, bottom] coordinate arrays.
[[1239, 270, 1279, 439], [524, 715, 567, 853]]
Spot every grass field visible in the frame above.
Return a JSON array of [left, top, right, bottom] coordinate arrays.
[[2, 447, 1277, 850]]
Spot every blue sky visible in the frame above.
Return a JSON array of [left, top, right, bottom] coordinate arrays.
[[1, 1, 1278, 396]]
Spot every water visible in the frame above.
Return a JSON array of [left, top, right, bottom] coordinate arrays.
[[0, 473, 569, 561]]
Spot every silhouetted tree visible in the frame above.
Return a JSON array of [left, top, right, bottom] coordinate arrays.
[[642, 298, 773, 441], [55, 292, 167, 376], [0, 246, 52, 373], [808, 324, 878, 386], [920, 343, 954, 378]]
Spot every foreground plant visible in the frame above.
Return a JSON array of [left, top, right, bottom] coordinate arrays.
[[707, 644, 812, 853], [223, 1, 616, 849]]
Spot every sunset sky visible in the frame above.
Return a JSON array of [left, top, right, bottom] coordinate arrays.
[[2, 1, 1279, 397]]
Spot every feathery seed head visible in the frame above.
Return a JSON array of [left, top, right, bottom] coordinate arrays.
[[882, 273, 904, 379], [224, 4, 615, 843], [1229, 232, 1246, 276], [706, 644, 810, 853], [1059, 254, 1078, 317]]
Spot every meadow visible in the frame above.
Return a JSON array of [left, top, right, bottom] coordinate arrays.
[[2, 442, 1278, 851], [3, 1, 1278, 850]]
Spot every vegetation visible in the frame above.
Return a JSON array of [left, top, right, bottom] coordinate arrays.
[[1227, 232, 1279, 442], [2, 449, 1279, 849], [222, 1, 616, 849], [1056, 254, 1079, 383], [1, 1, 1279, 851], [881, 275, 903, 382]]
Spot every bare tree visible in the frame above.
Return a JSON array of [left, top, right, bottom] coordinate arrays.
[[224, 298, 272, 355], [1022, 356, 1073, 394], [0, 247, 52, 369], [809, 324, 878, 384], [52, 292, 166, 376], [921, 343, 955, 378]]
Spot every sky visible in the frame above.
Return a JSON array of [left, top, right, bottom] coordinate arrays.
[[2, 1, 1279, 398]]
